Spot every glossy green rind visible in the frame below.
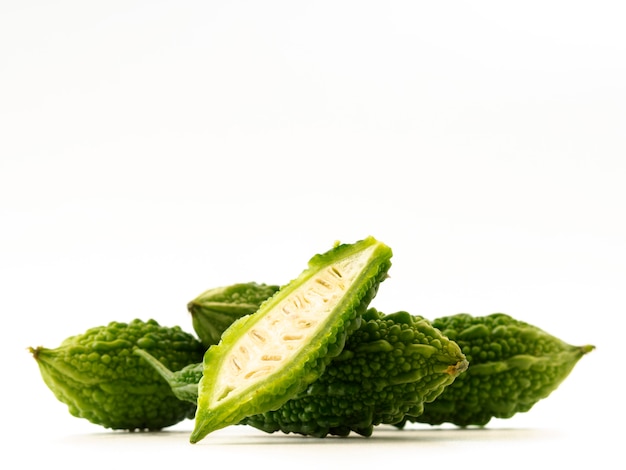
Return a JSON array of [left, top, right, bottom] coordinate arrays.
[[401, 313, 595, 427], [188, 282, 280, 347], [29, 319, 204, 430], [189, 236, 393, 443]]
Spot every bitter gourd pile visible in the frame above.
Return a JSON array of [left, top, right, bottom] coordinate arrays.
[[29, 236, 594, 443], [189, 236, 393, 442], [136, 307, 469, 437]]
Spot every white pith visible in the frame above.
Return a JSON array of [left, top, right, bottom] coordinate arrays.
[[212, 244, 378, 403]]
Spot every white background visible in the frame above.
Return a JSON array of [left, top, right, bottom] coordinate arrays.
[[1, 1, 624, 468]]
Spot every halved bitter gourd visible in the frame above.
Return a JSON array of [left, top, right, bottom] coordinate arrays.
[[189, 236, 393, 443]]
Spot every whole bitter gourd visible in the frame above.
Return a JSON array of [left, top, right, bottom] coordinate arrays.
[[188, 282, 280, 348], [400, 313, 595, 427], [29, 318, 204, 431], [190, 236, 393, 443], [135, 307, 468, 437]]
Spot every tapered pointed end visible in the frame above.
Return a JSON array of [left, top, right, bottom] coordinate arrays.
[[189, 424, 209, 444], [28, 346, 41, 359], [189, 409, 222, 444], [580, 344, 595, 355]]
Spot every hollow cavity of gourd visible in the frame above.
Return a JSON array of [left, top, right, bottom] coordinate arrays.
[[213, 263, 353, 405]]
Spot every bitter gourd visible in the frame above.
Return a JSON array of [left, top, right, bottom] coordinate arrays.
[[400, 313, 595, 427], [29, 318, 204, 431], [188, 282, 280, 347], [189, 236, 393, 442], [243, 308, 468, 437], [135, 307, 468, 437], [186, 282, 595, 431]]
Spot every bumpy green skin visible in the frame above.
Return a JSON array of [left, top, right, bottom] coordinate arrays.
[[139, 308, 468, 438], [190, 237, 393, 442], [30, 319, 204, 431], [401, 313, 594, 427], [188, 282, 280, 347]]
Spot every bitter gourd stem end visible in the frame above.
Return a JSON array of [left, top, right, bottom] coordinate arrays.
[[27, 346, 41, 360], [448, 359, 469, 376], [581, 344, 595, 355]]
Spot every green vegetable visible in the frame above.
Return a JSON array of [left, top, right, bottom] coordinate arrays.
[[189, 236, 393, 443], [136, 307, 468, 437], [188, 282, 280, 347], [243, 308, 468, 437], [399, 313, 595, 427], [29, 319, 204, 431]]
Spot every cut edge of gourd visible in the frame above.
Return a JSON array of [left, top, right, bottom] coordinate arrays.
[[209, 242, 380, 405]]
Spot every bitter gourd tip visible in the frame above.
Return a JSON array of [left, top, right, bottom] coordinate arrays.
[[580, 344, 595, 354], [189, 237, 393, 443]]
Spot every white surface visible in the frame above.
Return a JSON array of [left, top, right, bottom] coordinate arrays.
[[1, 1, 623, 468]]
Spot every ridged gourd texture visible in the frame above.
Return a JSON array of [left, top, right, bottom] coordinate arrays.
[[30, 319, 205, 431], [405, 313, 594, 427]]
